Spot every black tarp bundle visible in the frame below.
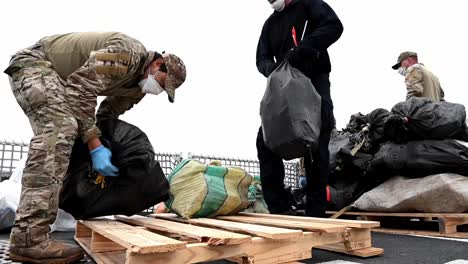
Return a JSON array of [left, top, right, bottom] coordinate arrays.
[[368, 140, 468, 178], [59, 118, 169, 219], [328, 130, 373, 184], [385, 97, 466, 143], [260, 61, 321, 160], [345, 108, 390, 154], [325, 101, 468, 211]]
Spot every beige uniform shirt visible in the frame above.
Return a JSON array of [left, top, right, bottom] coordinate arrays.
[[405, 63, 445, 102]]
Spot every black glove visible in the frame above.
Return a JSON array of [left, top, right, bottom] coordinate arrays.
[[284, 48, 302, 69], [267, 61, 282, 76]]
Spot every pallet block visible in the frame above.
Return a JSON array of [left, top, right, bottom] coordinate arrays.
[[75, 213, 383, 264], [326, 211, 468, 238]]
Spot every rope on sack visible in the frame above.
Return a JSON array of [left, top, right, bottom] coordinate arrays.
[[94, 175, 106, 189]]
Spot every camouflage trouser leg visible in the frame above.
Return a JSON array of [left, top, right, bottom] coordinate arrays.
[[7, 45, 79, 247]]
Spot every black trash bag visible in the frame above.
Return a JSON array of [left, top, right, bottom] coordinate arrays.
[[59, 119, 169, 220], [345, 108, 390, 154], [260, 61, 321, 160], [336, 144, 374, 181], [328, 130, 353, 181], [365, 108, 390, 146], [328, 181, 359, 211], [454, 124, 468, 141], [367, 140, 468, 178], [345, 113, 366, 133], [385, 97, 466, 143], [328, 130, 374, 183]]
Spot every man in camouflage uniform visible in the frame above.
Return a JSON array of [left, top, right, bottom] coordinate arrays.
[[4, 32, 186, 264], [392, 51, 445, 101]]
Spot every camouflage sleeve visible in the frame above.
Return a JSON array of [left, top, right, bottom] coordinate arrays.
[[405, 65, 424, 99], [65, 34, 145, 143], [96, 94, 145, 120]]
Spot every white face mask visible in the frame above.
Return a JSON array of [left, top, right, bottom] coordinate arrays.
[[139, 67, 165, 95], [271, 0, 286, 12], [398, 67, 407, 76]]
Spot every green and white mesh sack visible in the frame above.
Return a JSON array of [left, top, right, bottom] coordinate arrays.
[[165, 159, 252, 218]]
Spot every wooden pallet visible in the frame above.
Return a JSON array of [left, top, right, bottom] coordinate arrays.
[[75, 213, 384, 264], [326, 211, 468, 239]]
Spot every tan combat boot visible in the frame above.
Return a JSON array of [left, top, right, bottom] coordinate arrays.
[[9, 228, 84, 264]]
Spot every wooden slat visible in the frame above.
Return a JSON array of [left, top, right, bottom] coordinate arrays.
[[75, 237, 126, 264], [91, 231, 126, 253], [343, 228, 372, 251], [80, 220, 186, 254], [217, 215, 347, 233], [439, 217, 468, 234], [326, 211, 468, 218], [116, 215, 251, 245], [76, 222, 92, 238], [126, 232, 344, 264], [317, 243, 384, 258], [153, 214, 303, 240], [240, 212, 380, 228]]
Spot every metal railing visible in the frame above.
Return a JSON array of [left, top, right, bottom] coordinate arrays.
[[155, 152, 184, 176], [189, 153, 300, 188], [1, 140, 300, 187], [1, 139, 300, 214], [0, 140, 29, 181]]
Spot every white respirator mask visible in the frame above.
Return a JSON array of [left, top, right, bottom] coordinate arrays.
[[398, 66, 407, 76], [271, 0, 286, 12], [139, 67, 165, 95]]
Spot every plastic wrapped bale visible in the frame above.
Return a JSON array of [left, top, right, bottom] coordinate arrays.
[[385, 97, 466, 143], [260, 60, 321, 160], [354, 174, 468, 213], [165, 160, 252, 218], [60, 118, 169, 219]]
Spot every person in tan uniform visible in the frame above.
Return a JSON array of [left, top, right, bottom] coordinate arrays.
[[4, 32, 186, 264], [392, 51, 445, 101]]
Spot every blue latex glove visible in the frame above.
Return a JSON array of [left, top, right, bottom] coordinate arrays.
[[90, 145, 119, 177]]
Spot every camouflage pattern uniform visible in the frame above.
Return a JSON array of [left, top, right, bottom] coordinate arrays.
[[405, 63, 445, 102], [4, 32, 186, 248]]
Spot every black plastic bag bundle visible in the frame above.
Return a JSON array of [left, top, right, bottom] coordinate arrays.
[[328, 181, 359, 211], [329, 130, 353, 174], [260, 61, 321, 160], [328, 130, 373, 184], [367, 140, 468, 178], [345, 108, 390, 153], [385, 98, 466, 143], [59, 119, 169, 219]]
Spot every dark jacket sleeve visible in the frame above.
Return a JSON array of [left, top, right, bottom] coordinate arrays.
[[256, 20, 277, 78], [296, 0, 343, 58]]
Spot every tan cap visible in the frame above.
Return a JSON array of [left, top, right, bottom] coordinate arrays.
[[392, 51, 417, 70], [162, 53, 186, 103]]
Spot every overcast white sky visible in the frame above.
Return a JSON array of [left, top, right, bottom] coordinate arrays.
[[1, 0, 467, 159]]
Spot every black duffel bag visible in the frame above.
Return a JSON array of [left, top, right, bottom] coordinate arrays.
[[59, 118, 169, 219]]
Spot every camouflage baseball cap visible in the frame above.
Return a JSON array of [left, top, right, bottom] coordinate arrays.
[[392, 51, 418, 70], [162, 53, 186, 103]]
